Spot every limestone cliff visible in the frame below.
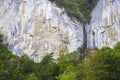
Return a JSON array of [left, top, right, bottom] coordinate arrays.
[[87, 0, 120, 49], [0, 0, 83, 62], [1, 0, 120, 61]]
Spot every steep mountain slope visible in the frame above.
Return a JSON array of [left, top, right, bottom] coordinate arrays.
[[1, 0, 120, 61], [87, 0, 120, 49], [0, 0, 83, 62]]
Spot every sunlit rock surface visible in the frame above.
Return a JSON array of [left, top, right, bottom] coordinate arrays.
[[0, 0, 83, 62], [87, 0, 120, 49]]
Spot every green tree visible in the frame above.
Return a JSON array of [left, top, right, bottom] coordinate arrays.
[[83, 45, 120, 80], [20, 55, 34, 75], [57, 51, 84, 72], [57, 65, 77, 80], [35, 54, 59, 80], [25, 73, 38, 80]]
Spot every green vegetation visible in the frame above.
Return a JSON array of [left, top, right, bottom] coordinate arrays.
[[0, 34, 120, 80], [49, 0, 98, 23]]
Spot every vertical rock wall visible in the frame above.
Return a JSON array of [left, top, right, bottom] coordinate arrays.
[[0, 0, 83, 62], [87, 0, 120, 49]]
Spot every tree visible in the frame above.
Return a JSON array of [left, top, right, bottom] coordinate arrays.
[[83, 45, 120, 80], [25, 73, 38, 80], [57, 65, 77, 80], [20, 55, 34, 75], [35, 54, 59, 80]]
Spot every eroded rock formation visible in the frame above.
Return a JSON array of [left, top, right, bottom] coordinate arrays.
[[1, 0, 120, 61], [87, 0, 120, 49], [0, 0, 83, 62]]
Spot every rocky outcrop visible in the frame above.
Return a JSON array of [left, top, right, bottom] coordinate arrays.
[[0, 0, 83, 62], [87, 0, 120, 49], [1, 0, 120, 61]]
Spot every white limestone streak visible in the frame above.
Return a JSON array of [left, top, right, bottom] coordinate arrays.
[[0, 0, 83, 62], [87, 0, 120, 49]]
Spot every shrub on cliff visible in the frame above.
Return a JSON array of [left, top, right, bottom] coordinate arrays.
[[49, 0, 98, 23]]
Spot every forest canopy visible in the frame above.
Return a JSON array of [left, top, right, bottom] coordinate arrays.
[[0, 35, 120, 80]]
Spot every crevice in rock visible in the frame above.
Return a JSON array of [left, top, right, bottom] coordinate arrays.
[[79, 23, 87, 53]]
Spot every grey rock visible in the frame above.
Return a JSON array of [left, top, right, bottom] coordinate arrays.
[[87, 0, 120, 49], [0, 0, 83, 62]]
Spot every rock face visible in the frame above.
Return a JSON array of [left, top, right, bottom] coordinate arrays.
[[87, 0, 120, 49], [0, 0, 83, 62], [1, 0, 120, 61]]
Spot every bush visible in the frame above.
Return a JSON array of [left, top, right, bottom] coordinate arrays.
[[49, 0, 98, 23], [1, 33, 120, 80]]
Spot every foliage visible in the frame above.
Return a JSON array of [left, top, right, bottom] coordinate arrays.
[[57, 65, 77, 80], [49, 0, 99, 23], [25, 73, 38, 80], [57, 51, 84, 73], [35, 54, 59, 80], [83, 44, 120, 80], [0, 34, 120, 80]]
